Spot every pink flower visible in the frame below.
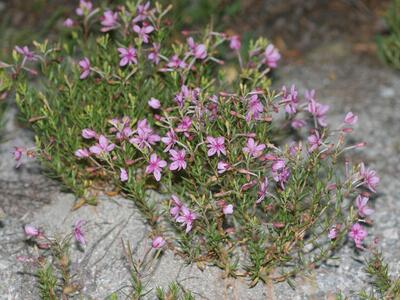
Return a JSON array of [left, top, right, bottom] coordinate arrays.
[[272, 160, 290, 189], [291, 119, 306, 129], [24, 225, 39, 238], [129, 119, 160, 149], [328, 226, 338, 240], [15, 46, 37, 61], [132, 1, 151, 23], [243, 138, 266, 158], [145, 153, 167, 181], [109, 117, 133, 141], [355, 195, 374, 217], [148, 98, 161, 109], [148, 43, 160, 64], [281, 85, 298, 115], [89, 135, 115, 155], [229, 35, 241, 51], [170, 195, 183, 219], [217, 161, 230, 174], [246, 94, 264, 122], [152, 236, 166, 249], [223, 204, 234, 215], [161, 130, 177, 152], [176, 206, 197, 233], [264, 44, 281, 68], [176, 116, 192, 137], [272, 159, 285, 172], [187, 37, 207, 60], [359, 163, 380, 193], [75, 148, 90, 158], [63, 18, 74, 28], [166, 55, 187, 69], [307, 131, 322, 152], [133, 22, 154, 43], [76, 0, 92, 16], [118, 47, 137, 66], [82, 128, 97, 139], [344, 112, 358, 125], [78, 57, 90, 79], [169, 149, 187, 171], [257, 177, 269, 203], [174, 85, 199, 107], [349, 223, 367, 249], [73, 220, 86, 246], [206, 136, 226, 157], [307, 94, 330, 127], [101, 10, 118, 32], [120, 168, 128, 182], [12, 147, 24, 168]]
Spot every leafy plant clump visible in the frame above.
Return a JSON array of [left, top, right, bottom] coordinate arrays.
[[3, 0, 381, 284], [377, 0, 400, 69]]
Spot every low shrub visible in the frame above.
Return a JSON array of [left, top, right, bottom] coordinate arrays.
[[2, 0, 380, 284]]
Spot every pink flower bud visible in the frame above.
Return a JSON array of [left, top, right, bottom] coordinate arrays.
[[217, 161, 230, 174], [148, 97, 161, 109], [152, 236, 166, 249], [74, 220, 86, 246], [63, 18, 74, 28], [223, 204, 234, 215], [82, 128, 97, 139], [12, 147, 24, 168], [24, 225, 39, 237], [37, 242, 50, 249], [344, 112, 358, 125], [75, 148, 90, 158], [291, 119, 306, 129], [264, 154, 277, 161], [328, 227, 338, 240], [229, 35, 241, 51], [342, 127, 353, 133], [273, 222, 285, 228], [120, 168, 128, 182], [356, 142, 366, 148]]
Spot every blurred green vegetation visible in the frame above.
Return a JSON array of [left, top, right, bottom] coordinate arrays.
[[0, 0, 242, 62], [166, 0, 241, 30], [377, 0, 400, 69], [0, 0, 69, 133], [0, 0, 69, 62]]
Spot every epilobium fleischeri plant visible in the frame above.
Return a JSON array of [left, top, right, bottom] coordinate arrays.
[[2, 0, 380, 284]]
